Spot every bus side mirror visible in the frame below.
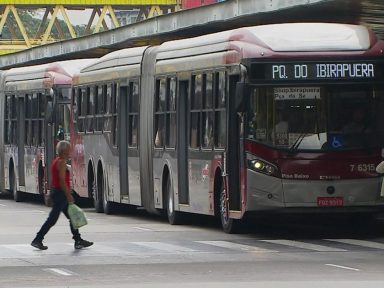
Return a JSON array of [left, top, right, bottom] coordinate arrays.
[[235, 82, 248, 112]]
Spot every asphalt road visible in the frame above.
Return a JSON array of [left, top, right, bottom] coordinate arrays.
[[1, 192, 384, 288]]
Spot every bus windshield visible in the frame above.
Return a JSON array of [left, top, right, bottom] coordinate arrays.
[[246, 85, 384, 151]]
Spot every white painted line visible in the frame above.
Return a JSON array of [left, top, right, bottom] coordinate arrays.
[[132, 241, 196, 252], [0, 210, 45, 214], [132, 226, 152, 231], [261, 239, 347, 252], [325, 264, 360, 271], [45, 268, 74, 276], [0, 204, 6, 207], [326, 239, 384, 250], [3, 244, 37, 256], [196, 241, 277, 253]]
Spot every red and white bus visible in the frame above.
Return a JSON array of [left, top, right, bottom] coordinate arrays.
[[0, 60, 94, 203], [70, 22, 384, 232]]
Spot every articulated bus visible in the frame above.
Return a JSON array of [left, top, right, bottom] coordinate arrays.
[[71, 23, 384, 233], [0, 60, 94, 204]]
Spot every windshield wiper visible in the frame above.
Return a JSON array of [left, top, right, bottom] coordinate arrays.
[[289, 133, 307, 153]]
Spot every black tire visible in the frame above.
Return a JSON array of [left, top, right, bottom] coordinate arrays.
[[11, 172, 23, 202], [102, 176, 114, 215], [166, 177, 182, 225], [219, 183, 240, 234], [93, 179, 103, 213]]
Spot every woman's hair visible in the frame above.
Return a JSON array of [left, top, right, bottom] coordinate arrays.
[[56, 140, 70, 156]]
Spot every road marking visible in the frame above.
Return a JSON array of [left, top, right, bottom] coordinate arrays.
[[0, 204, 6, 207], [0, 210, 45, 214], [132, 226, 153, 231], [196, 241, 278, 252], [260, 239, 347, 252], [3, 244, 37, 256], [132, 241, 197, 252], [45, 268, 74, 276], [326, 239, 384, 250], [325, 264, 360, 271]]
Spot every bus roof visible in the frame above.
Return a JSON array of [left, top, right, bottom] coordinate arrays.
[[76, 23, 378, 79], [157, 23, 374, 59], [4, 59, 95, 84], [80, 46, 149, 73]]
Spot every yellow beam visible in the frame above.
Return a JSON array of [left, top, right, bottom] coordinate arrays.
[[42, 5, 59, 44], [9, 5, 31, 47], [108, 5, 120, 29], [148, 5, 163, 18], [85, 8, 97, 35], [0, 5, 10, 34], [59, 4, 77, 38], [94, 6, 108, 33]]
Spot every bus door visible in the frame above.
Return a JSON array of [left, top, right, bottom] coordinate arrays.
[[45, 90, 55, 187], [177, 80, 189, 204], [226, 75, 242, 211], [17, 95, 25, 187], [119, 84, 129, 202]]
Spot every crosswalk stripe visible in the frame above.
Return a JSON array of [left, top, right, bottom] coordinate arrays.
[[3, 244, 39, 256], [326, 239, 384, 249], [260, 239, 347, 252], [131, 242, 197, 252], [45, 268, 74, 276], [196, 241, 278, 253], [65, 243, 136, 255], [4, 238, 384, 258]]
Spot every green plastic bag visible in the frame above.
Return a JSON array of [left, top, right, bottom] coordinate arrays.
[[67, 203, 88, 229]]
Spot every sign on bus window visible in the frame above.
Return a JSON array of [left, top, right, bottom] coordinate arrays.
[[274, 87, 321, 100]]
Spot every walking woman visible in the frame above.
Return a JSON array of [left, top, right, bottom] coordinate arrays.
[[31, 140, 93, 250]]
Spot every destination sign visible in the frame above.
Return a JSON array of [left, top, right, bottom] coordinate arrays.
[[254, 62, 378, 81]]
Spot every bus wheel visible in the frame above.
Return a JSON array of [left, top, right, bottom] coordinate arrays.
[[166, 177, 182, 225], [11, 172, 23, 202], [219, 184, 239, 234], [101, 176, 113, 215], [93, 180, 103, 213]]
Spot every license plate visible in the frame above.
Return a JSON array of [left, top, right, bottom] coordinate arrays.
[[317, 197, 344, 207]]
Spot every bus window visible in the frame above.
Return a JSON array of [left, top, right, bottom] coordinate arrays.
[[155, 79, 166, 147], [95, 86, 103, 132], [190, 74, 203, 148], [59, 87, 71, 100], [56, 104, 71, 142], [214, 71, 226, 148], [202, 74, 213, 149], [129, 81, 139, 147], [165, 78, 176, 148], [327, 86, 384, 149], [86, 87, 95, 133], [103, 84, 113, 132], [246, 85, 384, 151]]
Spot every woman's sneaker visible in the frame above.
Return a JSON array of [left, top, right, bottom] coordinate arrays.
[[74, 239, 93, 249]]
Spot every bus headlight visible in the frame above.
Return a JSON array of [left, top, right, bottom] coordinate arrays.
[[247, 158, 279, 177]]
